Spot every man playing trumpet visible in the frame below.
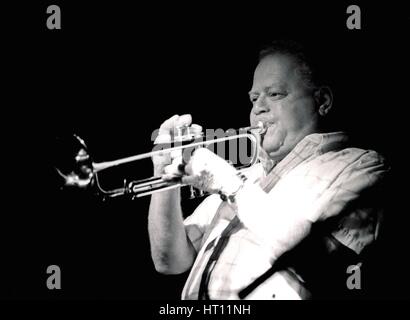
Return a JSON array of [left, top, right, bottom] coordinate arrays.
[[148, 40, 389, 300]]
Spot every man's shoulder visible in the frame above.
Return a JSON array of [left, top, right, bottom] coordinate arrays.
[[304, 132, 388, 169], [292, 146, 390, 184], [317, 146, 388, 169]]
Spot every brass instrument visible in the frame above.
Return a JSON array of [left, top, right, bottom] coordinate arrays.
[[55, 122, 267, 199]]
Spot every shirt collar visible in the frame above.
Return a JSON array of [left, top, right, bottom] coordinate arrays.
[[259, 132, 349, 192]]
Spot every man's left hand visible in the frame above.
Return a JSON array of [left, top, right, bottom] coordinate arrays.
[[164, 148, 243, 195]]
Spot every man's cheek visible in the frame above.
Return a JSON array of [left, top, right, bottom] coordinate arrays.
[[263, 126, 286, 152]]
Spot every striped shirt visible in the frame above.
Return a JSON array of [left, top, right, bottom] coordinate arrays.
[[181, 132, 389, 300]]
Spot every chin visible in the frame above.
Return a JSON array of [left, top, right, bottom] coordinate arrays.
[[263, 139, 289, 161], [263, 137, 283, 154]]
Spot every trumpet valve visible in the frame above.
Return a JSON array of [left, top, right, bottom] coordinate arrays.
[[173, 124, 203, 142], [188, 186, 206, 199]]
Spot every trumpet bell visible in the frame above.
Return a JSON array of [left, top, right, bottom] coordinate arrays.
[[54, 134, 94, 188]]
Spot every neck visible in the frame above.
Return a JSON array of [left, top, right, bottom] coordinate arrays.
[[258, 148, 277, 173]]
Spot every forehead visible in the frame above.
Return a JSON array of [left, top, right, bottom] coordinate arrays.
[[252, 54, 301, 89]]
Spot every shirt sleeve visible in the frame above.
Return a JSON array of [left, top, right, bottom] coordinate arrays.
[[309, 150, 388, 222]]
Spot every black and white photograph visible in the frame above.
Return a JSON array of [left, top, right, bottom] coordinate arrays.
[[2, 0, 409, 315]]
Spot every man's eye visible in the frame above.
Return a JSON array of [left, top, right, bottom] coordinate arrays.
[[268, 92, 282, 98], [250, 95, 259, 103]]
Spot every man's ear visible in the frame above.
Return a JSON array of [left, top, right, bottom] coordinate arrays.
[[314, 86, 333, 116]]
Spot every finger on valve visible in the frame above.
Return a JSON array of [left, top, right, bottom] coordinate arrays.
[[175, 114, 192, 128], [189, 124, 203, 136], [155, 114, 193, 144]]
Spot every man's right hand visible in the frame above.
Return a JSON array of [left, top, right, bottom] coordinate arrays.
[[152, 114, 194, 177]]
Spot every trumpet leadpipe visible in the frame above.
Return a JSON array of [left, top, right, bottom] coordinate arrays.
[[92, 130, 260, 173], [240, 121, 267, 135]]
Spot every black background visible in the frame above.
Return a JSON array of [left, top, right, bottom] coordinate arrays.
[[2, 0, 409, 303]]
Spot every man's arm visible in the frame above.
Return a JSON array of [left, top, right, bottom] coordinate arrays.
[[148, 114, 197, 274], [148, 189, 196, 274], [180, 148, 388, 265], [235, 150, 388, 260], [235, 183, 313, 261]]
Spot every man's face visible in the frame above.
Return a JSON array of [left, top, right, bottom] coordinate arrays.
[[249, 54, 320, 161]]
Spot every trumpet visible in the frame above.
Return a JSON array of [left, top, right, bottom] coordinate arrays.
[[55, 121, 267, 199]]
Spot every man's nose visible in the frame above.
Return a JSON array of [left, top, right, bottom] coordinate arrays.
[[252, 96, 269, 115]]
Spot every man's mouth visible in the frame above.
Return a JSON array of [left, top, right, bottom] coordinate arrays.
[[260, 121, 275, 136]]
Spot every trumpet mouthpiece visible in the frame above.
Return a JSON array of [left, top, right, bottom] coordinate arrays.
[[256, 121, 265, 131], [240, 121, 266, 134]]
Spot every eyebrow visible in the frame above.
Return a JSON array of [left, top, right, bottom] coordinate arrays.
[[248, 83, 286, 96]]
